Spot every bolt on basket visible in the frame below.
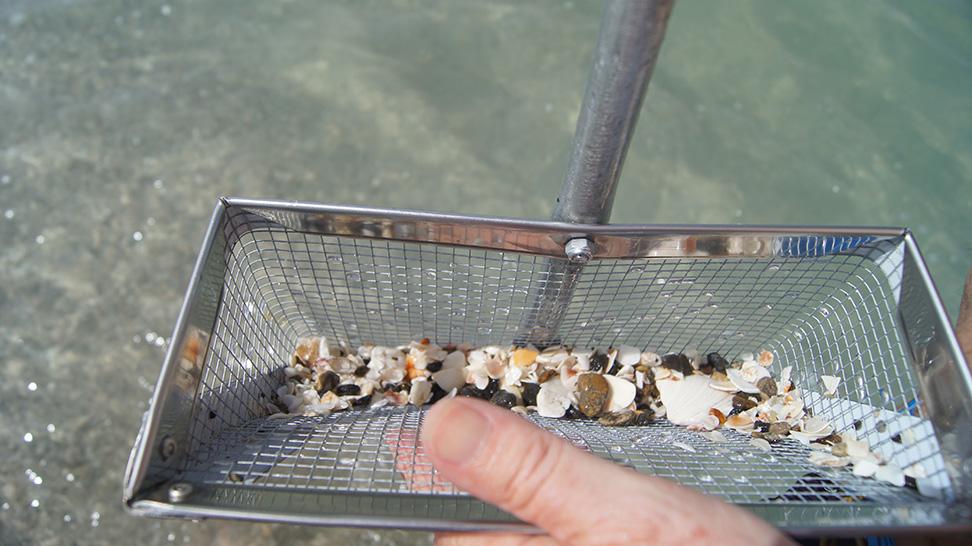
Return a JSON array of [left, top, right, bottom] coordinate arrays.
[[124, 0, 972, 535]]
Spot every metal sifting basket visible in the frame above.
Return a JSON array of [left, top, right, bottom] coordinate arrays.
[[124, 0, 972, 536], [123, 198, 972, 534]]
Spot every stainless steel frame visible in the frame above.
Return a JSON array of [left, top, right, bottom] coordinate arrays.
[[124, 198, 972, 535]]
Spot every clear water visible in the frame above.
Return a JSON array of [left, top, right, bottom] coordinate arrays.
[[1, 1, 969, 544]]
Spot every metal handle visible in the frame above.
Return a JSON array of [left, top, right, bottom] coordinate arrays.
[[520, 0, 674, 347], [553, 0, 674, 225]]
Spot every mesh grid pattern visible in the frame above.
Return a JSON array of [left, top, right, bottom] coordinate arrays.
[[177, 209, 949, 508]]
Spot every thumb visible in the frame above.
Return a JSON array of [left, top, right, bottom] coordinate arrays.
[[421, 398, 791, 546]]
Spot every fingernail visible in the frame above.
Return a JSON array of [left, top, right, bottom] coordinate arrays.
[[428, 401, 490, 465]]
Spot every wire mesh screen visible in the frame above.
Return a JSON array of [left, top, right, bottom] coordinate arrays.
[[175, 208, 950, 513]]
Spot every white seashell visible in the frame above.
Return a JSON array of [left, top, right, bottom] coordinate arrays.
[[672, 441, 696, 453], [899, 428, 916, 446], [281, 394, 303, 413], [284, 366, 301, 378], [616, 365, 635, 381], [725, 413, 755, 432], [802, 416, 831, 435], [739, 361, 771, 384], [635, 370, 645, 390], [821, 375, 840, 396], [357, 345, 374, 360], [536, 378, 572, 418], [789, 425, 834, 444], [708, 375, 736, 392], [467, 367, 490, 390], [683, 349, 701, 370], [808, 451, 849, 467], [641, 351, 661, 367], [301, 389, 321, 405], [654, 367, 673, 381], [570, 350, 591, 371], [502, 365, 523, 389], [700, 430, 728, 443], [559, 365, 580, 390], [904, 463, 927, 479], [726, 368, 761, 394], [603, 374, 636, 413], [536, 347, 570, 366], [844, 437, 872, 459], [442, 351, 466, 370], [875, 464, 905, 487], [381, 367, 406, 383], [467, 350, 488, 368], [485, 358, 506, 379], [511, 406, 528, 416], [407, 350, 429, 370], [852, 459, 878, 478], [302, 404, 332, 416], [687, 414, 720, 431], [739, 352, 755, 364], [749, 437, 772, 452], [606, 348, 618, 370], [425, 345, 448, 362], [383, 390, 408, 406], [408, 380, 433, 406], [617, 345, 641, 366], [758, 350, 774, 367], [779, 366, 792, 392], [432, 367, 465, 392], [656, 374, 733, 426]]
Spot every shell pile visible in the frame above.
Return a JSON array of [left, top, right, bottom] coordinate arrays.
[[276, 337, 916, 490]]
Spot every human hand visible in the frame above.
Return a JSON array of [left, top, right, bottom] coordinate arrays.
[[421, 397, 796, 546]]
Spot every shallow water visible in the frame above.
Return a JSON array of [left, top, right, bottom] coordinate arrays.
[[1, 1, 969, 544]]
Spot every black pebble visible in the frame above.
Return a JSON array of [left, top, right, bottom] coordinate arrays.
[[698, 362, 715, 375], [521, 382, 540, 406], [590, 351, 609, 372], [853, 419, 863, 431], [891, 433, 902, 444], [336, 384, 362, 396], [484, 378, 500, 398], [661, 353, 693, 375], [426, 361, 443, 373], [754, 420, 771, 433], [353, 365, 369, 377], [458, 385, 489, 399], [632, 411, 654, 426], [706, 352, 729, 373], [564, 405, 582, 419], [208, 410, 217, 419], [352, 394, 373, 407], [429, 383, 449, 404], [384, 382, 407, 392], [316, 370, 341, 394], [606, 360, 622, 376], [489, 390, 517, 409]]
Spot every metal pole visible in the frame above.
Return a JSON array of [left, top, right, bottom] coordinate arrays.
[[554, 0, 674, 225], [518, 0, 674, 347]]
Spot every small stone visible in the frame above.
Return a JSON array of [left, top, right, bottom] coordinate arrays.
[[891, 433, 902, 444], [537, 369, 558, 383], [521, 382, 540, 406], [768, 422, 790, 436], [336, 384, 361, 396], [853, 419, 863, 430], [763, 433, 783, 443], [756, 377, 778, 398], [351, 394, 373, 407], [698, 361, 715, 375], [429, 383, 449, 404], [631, 410, 654, 426], [315, 371, 340, 394], [458, 385, 489, 399], [661, 353, 693, 375], [875, 420, 887, 433], [831, 442, 848, 457], [489, 390, 518, 409], [384, 382, 408, 392], [512, 348, 539, 367], [590, 351, 610, 372], [484, 378, 500, 398], [598, 411, 636, 427], [732, 394, 757, 411], [425, 361, 443, 373], [706, 352, 729, 373], [564, 405, 582, 419], [576, 373, 610, 417], [814, 433, 842, 446], [353, 365, 369, 377]]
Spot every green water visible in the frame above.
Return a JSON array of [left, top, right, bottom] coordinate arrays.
[[1, 1, 969, 544]]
